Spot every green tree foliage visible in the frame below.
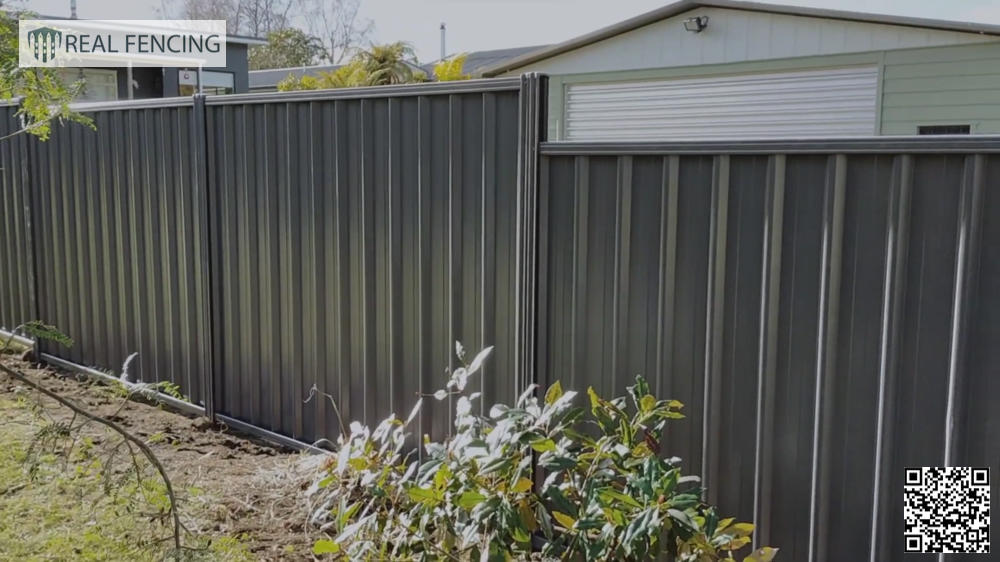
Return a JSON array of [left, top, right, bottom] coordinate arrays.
[[305, 345, 779, 561], [433, 53, 470, 82], [249, 28, 324, 70], [356, 41, 419, 86], [0, 9, 90, 140], [277, 41, 427, 91]]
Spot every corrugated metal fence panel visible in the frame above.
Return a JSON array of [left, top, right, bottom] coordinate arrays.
[[205, 79, 526, 442], [0, 103, 35, 331], [538, 145, 999, 561], [28, 100, 212, 407], [564, 66, 879, 141]]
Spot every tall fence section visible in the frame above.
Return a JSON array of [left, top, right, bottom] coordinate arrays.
[[1, 77, 997, 560]]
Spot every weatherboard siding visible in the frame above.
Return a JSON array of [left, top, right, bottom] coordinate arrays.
[[880, 43, 1000, 134], [535, 42, 1000, 139]]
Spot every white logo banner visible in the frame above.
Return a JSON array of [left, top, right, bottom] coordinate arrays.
[[19, 20, 227, 68]]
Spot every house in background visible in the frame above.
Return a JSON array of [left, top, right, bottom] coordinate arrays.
[[248, 64, 343, 93], [31, 12, 267, 101], [55, 33, 264, 101], [482, 0, 1000, 141]]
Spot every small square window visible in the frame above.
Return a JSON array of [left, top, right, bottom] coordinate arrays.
[[918, 125, 971, 135]]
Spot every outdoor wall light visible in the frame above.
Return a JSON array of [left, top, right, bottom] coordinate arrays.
[[683, 16, 709, 33]]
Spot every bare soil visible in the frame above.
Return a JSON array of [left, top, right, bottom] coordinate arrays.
[[0, 353, 329, 560]]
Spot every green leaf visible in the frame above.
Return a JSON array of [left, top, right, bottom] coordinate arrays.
[[552, 510, 576, 530], [518, 500, 538, 531], [545, 381, 563, 405], [480, 456, 513, 475], [407, 486, 441, 505], [640, 394, 656, 413], [530, 437, 557, 453], [313, 539, 340, 555], [587, 386, 601, 411], [512, 477, 533, 493], [730, 522, 755, 537], [598, 487, 643, 509], [457, 491, 487, 509], [546, 486, 577, 517], [743, 547, 779, 562], [538, 453, 576, 471], [535, 503, 554, 538], [510, 523, 531, 543], [667, 508, 698, 532]]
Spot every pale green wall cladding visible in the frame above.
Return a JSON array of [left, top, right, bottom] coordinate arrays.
[[540, 42, 1000, 139], [881, 43, 1000, 134]]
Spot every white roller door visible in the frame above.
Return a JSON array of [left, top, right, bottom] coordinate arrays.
[[564, 66, 879, 141]]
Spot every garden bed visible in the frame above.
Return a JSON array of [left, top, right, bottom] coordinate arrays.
[[0, 353, 325, 560]]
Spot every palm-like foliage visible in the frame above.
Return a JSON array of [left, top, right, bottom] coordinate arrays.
[[277, 41, 427, 91], [356, 41, 418, 86]]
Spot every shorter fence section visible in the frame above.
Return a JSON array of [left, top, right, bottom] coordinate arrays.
[[537, 140, 1000, 562]]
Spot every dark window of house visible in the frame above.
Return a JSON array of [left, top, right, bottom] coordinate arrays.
[[918, 125, 971, 135]]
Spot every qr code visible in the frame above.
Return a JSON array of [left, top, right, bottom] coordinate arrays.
[[904, 467, 990, 553]]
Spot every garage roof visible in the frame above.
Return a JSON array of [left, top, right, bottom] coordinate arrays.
[[481, 0, 1000, 76]]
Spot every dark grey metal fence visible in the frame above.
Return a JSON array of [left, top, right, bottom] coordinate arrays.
[[24, 98, 214, 406], [537, 140, 1000, 562], [0, 78, 998, 561], [203, 77, 542, 440], [0, 102, 35, 331]]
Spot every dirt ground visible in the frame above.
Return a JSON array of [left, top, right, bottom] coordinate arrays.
[[0, 352, 331, 561]]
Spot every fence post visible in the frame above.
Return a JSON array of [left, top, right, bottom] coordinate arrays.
[[192, 93, 216, 421], [514, 73, 548, 397], [18, 98, 42, 340]]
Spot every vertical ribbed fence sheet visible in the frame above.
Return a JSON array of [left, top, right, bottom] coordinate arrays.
[[0, 102, 35, 331], [27, 98, 212, 408], [204, 78, 529, 443], [537, 140, 1000, 562]]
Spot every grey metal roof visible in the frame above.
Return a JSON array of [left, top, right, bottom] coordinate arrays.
[[428, 45, 550, 77], [228, 34, 267, 46], [481, 0, 1000, 76], [249, 64, 342, 89]]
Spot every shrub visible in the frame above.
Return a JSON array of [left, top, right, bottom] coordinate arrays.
[[433, 54, 470, 82], [307, 345, 777, 561]]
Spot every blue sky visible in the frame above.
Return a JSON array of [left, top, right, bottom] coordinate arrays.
[[18, 0, 1000, 62]]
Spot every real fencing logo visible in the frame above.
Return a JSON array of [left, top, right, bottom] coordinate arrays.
[[26, 26, 62, 63], [19, 20, 227, 68]]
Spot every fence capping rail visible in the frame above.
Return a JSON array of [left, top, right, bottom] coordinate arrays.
[[540, 136, 1000, 155]]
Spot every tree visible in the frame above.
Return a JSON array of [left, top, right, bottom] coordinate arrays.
[[238, 0, 295, 37], [171, 0, 372, 62], [0, 7, 89, 140], [249, 27, 323, 70], [299, 0, 373, 64], [173, 0, 242, 33]]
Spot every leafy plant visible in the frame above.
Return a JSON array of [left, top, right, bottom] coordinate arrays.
[[0, 10, 92, 140], [4, 320, 74, 349], [277, 41, 425, 91], [306, 345, 777, 561], [433, 54, 470, 82]]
